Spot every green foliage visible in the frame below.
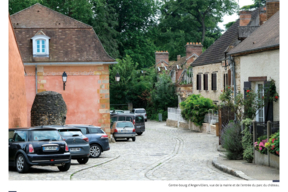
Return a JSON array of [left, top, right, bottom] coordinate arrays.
[[241, 118, 253, 163], [109, 55, 156, 108], [222, 122, 243, 160], [241, 0, 266, 10], [147, 73, 178, 121], [9, 0, 38, 14], [264, 131, 279, 156], [154, 0, 237, 60], [244, 89, 265, 119], [224, 21, 236, 30], [180, 94, 217, 127]]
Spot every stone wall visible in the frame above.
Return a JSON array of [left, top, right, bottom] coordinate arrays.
[[31, 91, 67, 126]]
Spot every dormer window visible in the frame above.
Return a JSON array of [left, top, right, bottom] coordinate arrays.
[[31, 30, 50, 57]]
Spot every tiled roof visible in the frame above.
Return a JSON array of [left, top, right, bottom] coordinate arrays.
[[10, 3, 115, 62], [191, 19, 240, 66], [228, 11, 279, 56]]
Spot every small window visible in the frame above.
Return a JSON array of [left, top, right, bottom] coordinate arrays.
[[126, 117, 133, 122], [118, 116, 126, 121], [31, 31, 50, 57], [78, 127, 88, 134], [14, 131, 28, 142], [89, 128, 104, 134], [136, 116, 144, 123], [135, 110, 145, 113]]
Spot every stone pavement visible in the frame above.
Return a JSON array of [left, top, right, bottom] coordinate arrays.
[[213, 156, 279, 180], [9, 121, 241, 180]]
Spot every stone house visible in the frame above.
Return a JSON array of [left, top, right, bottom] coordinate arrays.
[[155, 42, 202, 104], [190, 6, 267, 104], [228, 9, 279, 122], [10, 3, 116, 136], [9, 16, 27, 128]]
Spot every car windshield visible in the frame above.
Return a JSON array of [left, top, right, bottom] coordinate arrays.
[[135, 110, 145, 113], [117, 122, 134, 128], [59, 130, 83, 137], [31, 130, 62, 141]]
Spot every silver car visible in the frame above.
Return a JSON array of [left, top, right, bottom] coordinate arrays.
[[111, 121, 136, 141], [131, 108, 147, 122]]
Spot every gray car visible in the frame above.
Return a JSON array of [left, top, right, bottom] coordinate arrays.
[[65, 124, 110, 158], [111, 121, 136, 141], [35, 126, 90, 164], [110, 114, 145, 135], [131, 108, 147, 122]]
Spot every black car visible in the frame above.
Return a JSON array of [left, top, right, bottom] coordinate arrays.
[[9, 127, 71, 173], [110, 114, 145, 135], [65, 124, 110, 158]]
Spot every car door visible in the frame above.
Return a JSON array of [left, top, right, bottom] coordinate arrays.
[[9, 130, 28, 164]]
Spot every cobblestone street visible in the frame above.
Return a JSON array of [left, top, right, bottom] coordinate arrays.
[[9, 121, 241, 180]]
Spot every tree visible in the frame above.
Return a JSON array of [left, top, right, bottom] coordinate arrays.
[[9, 0, 38, 14], [156, 0, 237, 60], [241, 0, 266, 10], [224, 21, 236, 30]]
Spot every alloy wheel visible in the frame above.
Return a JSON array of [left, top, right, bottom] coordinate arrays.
[[17, 156, 24, 171], [90, 145, 100, 157]]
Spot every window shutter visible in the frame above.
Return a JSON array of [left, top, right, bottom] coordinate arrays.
[[205, 74, 208, 90], [199, 74, 202, 90], [264, 81, 273, 122], [212, 73, 217, 90], [223, 74, 226, 91], [228, 69, 231, 86], [243, 81, 251, 100], [211, 74, 214, 90], [226, 74, 228, 87]]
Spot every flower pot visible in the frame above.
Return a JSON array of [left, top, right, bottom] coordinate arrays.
[[254, 150, 269, 166], [269, 153, 279, 169]]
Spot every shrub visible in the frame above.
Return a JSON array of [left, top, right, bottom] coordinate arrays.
[[180, 94, 217, 127], [254, 135, 268, 154], [222, 121, 243, 160], [241, 118, 253, 163], [262, 131, 279, 156]]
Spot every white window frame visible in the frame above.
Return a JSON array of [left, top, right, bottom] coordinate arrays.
[[31, 35, 50, 57], [255, 83, 265, 122]]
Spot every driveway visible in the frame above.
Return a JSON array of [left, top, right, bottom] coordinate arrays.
[[9, 121, 241, 180]]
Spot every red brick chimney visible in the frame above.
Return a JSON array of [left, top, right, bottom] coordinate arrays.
[[239, 11, 252, 26], [155, 51, 169, 65], [185, 42, 203, 60], [266, 0, 279, 20]]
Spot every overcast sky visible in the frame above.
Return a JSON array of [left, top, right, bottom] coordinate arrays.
[[218, 0, 254, 31]]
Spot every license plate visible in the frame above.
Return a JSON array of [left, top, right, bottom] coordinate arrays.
[[70, 148, 81, 151], [43, 146, 58, 151], [137, 126, 141, 128], [121, 130, 129, 133]]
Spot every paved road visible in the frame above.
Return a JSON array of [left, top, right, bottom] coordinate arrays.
[[9, 121, 241, 180]]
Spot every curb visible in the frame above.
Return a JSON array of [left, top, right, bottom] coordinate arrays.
[[212, 157, 254, 180]]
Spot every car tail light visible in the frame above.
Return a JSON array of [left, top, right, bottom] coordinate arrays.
[[101, 135, 108, 139], [29, 144, 34, 153], [114, 129, 118, 133], [133, 119, 135, 125], [133, 128, 135, 132], [83, 137, 89, 142], [65, 143, 69, 152]]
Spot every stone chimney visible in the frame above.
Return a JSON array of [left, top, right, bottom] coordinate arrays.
[[155, 51, 169, 65], [177, 55, 181, 61], [240, 11, 252, 26], [266, 0, 279, 20], [185, 42, 203, 60]]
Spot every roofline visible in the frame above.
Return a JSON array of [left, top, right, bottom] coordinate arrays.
[[11, 3, 91, 28], [228, 44, 279, 56], [191, 60, 222, 67], [24, 61, 118, 66]]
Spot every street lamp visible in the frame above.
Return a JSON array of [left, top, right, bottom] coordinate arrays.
[[62, 71, 67, 90], [115, 72, 120, 82]]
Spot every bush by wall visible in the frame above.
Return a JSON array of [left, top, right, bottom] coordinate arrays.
[[241, 118, 253, 163]]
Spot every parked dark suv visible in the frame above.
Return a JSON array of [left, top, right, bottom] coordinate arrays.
[[65, 124, 110, 158], [9, 128, 71, 173], [110, 114, 145, 135]]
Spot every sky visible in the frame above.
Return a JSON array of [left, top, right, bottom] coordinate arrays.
[[218, 0, 254, 31]]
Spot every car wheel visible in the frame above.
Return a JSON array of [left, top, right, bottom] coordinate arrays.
[[77, 157, 89, 164], [137, 132, 143, 135], [16, 154, 30, 173], [57, 162, 71, 171], [132, 137, 136, 142], [90, 144, 102, 158]]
